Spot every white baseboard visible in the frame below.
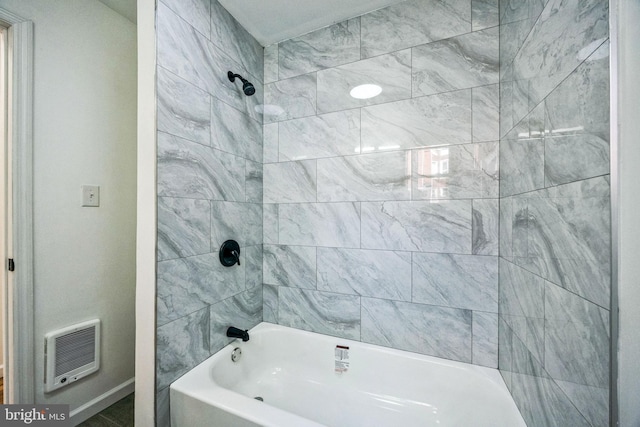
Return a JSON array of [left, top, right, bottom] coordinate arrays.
[[70, 377, 135, 426]]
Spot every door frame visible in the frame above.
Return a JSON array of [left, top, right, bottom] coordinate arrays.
[[0, 7, 34, 404]]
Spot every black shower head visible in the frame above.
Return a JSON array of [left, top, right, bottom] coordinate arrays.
[[228, 71, 255, 96]]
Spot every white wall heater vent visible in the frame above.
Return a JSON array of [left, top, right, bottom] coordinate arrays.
[[44, 319, 101, 392]]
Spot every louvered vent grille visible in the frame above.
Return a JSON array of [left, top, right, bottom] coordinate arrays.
[[54, 327, 96, 377]]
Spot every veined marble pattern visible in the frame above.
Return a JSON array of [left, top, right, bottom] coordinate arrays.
[[157, 131, 245, 201], [156, 307, 210, 390], [210, 201, 262, 247], [472, 199, 499, 255], [263, 284, 278, 323], [555, 380, 609, 427], [412, 141, 499, 201], [156, 388, 170, 427], [472, 84, 500, 142], [279, 19, 361, 79], [159, 0, 210, 41], [279, 202, 361, 248], [279, 110, 361, 161], [210, 0, 263, 80], [544, 134, 609, 186], [316, 50, 412, 114], [499, 197, 514, 258], [211, 97, 262, 162], [512, 0, 608, 122], [209, 287, 263, 353], [264, 44, 278, 84], [263, 160, 317, 203], [472, 0, 499, 31], [361, 298, 472, 362], [544, 283, 609, 388], [412, 253, 498, 312], [263, 123, 278, 163], [244, 245, 263, 289], [264, 73, 317, 124], [317, 248, 412, 301], [472, 312, 498, 368], [361, 90, 472, 150], [263, 204, 278, 244], [317, 151, 411, 202], [158, 67, 211, 145], [158, 197, 211, 261], [412, 27, 499, 97], [278, 287, 361, 340], [263, 244, 317, 289], [360, 200, 472, 253], [499, 126, 544, 197], [498, 317, 514, 390], [157, 254, 244, 325], [360, 0, 471, 58], [245, 160, 263, 203]]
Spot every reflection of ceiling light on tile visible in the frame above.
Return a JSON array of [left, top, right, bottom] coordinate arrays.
[[350, 84, 382, 99], [577, 38, 608, 61], [255, 104, 285, 116], [378, 145, 400, 151]]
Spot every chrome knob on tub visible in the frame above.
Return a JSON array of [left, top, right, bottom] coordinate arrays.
[[231, 347, 242, 363]]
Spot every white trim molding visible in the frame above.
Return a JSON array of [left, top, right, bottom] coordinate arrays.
[[70, 378, 135, 424]]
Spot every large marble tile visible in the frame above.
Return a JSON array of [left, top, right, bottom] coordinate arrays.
[[158, 67, 211, 146], [264, 74, 317, 124], [498, 317, 514, 391], [244, 244, 263, 289], [412, 141, 498, 200], [209, 287, 263, 353], [157, 3, 262, 121], [263, 123, 278, 163], [159, 0, 210, 39], [245, 160, 262, 203], [157, 131, 245, 201], [499, 126, 544, 197], [524, 177, 610, 308], [156, 307, 210, 390], [263, 204, 278, 244], [472, 0, 499, 31], [361, 298, 472, 362], [412, 27, 499, 97], [472, 84, 500, 142], [264, 44, 278, 84], [544, 134, 609, 186], [317, 50, 412, 114], [263, 285, 278, 324], [279, 19, 361, 79], [472, 199, 499, 255], [360, 200, 472, 253], [412, 253, 498, 312], [512, 0, 608, 123], [317, 248, 411, 301], [279, 110, 361, 161], [263, 160, 317, 203], [472, 311, 498, 368], [361, 90, 472, 150], [263, 244, 317, 289], [211, 97, 262, 162], [210, 0, 263, 82], [360, 0, 471, 58], [278, 287, 361, 340], [317, 151, 411, 202], [279, 202, 361, 248], [544, 283, 609, 388], [511, 329, 547, 378], [499, 197, 514, 258], [511, 373, 590, 427], [157, 254, 244, 326], [499, 18, 533, 69], [158, 197, 211, 261], [555, 380, 609, 427], [211, 201, 262, 248]]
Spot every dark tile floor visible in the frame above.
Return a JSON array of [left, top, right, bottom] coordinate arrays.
[[77, 393, 134, 427]]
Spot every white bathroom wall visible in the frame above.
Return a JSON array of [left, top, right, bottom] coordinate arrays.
[[0, 0, 137, 416]]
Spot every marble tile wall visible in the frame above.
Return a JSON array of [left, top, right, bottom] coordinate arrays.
[[155, 1, 263, 425], [498, 0, 611, 426], [262, 0, 500, 368]]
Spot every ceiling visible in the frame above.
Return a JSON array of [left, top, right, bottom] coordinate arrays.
[[218, 0, 407, 46], [97, 0, 137, 23]]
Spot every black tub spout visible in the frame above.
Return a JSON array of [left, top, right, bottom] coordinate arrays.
[[227, 326, 249, 342]]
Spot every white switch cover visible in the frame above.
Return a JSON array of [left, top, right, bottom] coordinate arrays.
[[82, 185, 100, 207]]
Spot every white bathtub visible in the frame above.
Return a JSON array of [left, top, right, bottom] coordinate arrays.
[[170, 323, 525, 427]]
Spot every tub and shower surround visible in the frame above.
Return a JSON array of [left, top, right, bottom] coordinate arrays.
[[154, 1, 264, 425], [262, 0, 501, 368], [498, 0, 610, 426]]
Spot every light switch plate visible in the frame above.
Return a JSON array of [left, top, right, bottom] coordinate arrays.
[[82, 185, 100, 207]]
